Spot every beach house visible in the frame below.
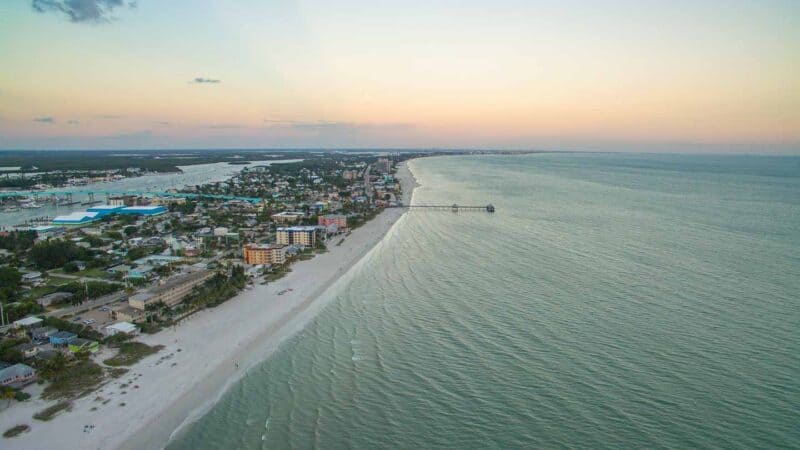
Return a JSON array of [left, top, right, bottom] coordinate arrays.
[[0, 363, 37, 388], [49, 331, 78, 347]]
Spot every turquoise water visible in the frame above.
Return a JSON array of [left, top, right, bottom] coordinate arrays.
[[171, 153, 800, 449]]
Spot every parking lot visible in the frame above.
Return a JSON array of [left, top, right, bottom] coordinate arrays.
[[67, 302, 122, 331]]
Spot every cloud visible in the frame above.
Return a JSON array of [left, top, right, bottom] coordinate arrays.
[[192, 77, 221, 84], [95, 114, 122, 119], [32, 0, 136, 23], [202, 124, 245, 129], [264, 119, 414, 134], [67, 120, 80, 125], [34, 116, 55, 123]]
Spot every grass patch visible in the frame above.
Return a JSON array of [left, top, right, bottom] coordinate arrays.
[[108, 367, 129, 378], [3, 424, 30, 438], [263, 266, 291, 282], [103, 342, 164, 367], [33, 401, 72, 421], [41, 360, 105, 401]]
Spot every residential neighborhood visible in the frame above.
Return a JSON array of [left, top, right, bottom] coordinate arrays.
[[0, 153, 409, 422]]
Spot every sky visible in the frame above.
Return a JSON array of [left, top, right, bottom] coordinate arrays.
[[0, 0, 798, 152]]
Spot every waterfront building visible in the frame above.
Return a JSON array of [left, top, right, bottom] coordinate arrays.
[[318, 214, 347, 229], [52, 211, 101, 225], [119, 205, 167, 215], [87, 204, 126, 217], [0, 363, 37, 388], [243, 243, 287, 265], [276, 226, 318, 247], [128, 270, 214, 310], [105, 321, 140, 336], [108, 196, 126, 206]]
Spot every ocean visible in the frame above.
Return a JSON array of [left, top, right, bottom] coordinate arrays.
[[169, 153, 800, 449]]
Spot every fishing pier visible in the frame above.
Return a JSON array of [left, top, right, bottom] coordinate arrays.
[[399, 203, 495, 212]]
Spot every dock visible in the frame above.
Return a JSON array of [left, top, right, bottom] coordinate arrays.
[[399, 203, 495, 212]]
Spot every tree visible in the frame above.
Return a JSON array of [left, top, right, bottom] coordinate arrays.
[[63, 262, 79, 273], [123, 226, 138, 237], [0, 267, 22, 289], [29, 239, 88, 270]]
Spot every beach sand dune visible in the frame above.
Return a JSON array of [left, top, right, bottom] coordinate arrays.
[[0, 162, 417, 450]]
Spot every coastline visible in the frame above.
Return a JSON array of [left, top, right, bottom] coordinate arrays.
[[0, 161, 419, 450]]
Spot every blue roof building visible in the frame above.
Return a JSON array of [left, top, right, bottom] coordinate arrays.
[[49, 331, 78, 346], [52, 211, 101, 225], [87, 204, 126, 217], [119, 205, 167, 216]]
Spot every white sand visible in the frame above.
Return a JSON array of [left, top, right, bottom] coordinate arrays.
[[0, 162, 418, 449]]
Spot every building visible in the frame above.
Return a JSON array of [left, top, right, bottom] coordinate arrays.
[[49, 331, 78, 346], [37, 292, 73, 308], [376, 157, 392, 173], [27, 225, 65, 239], [318, 214, 347, 229], [13, 316, 43, 329], [242, 243, 287, 265], [271, 211, 305, 223], [14, 342, 40, 359], [127, 265, 154, 279], [105, 321, 140, 336], [112, 305, 145, 323], [108, 196, 126, 206], [276, 226, 318, 247], [30, 326, 58, 342], [0, 363, 37, 388], [52, 211, 101, 225], [119, 205, 167, 216], [128, 269, 214, 310], [86, 204, 126, 217]]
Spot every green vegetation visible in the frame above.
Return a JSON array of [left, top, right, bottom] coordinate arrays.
[[184, 267, 247, 309], [1, 386, 30, 404], [0, 230, 36, 253], [30, 240, 88, 270], [0, 338, 27, 364], [108, 367, 129, 378], [41, 359, 105, 400], [33, 401, 73, 421], [58, 280, 120, 304], [0, 266, 22, 304], [42, 317, 104, 341], [103, 342, 164, 367], [263, 266, 291, 282], [3, 424, 30, 438]]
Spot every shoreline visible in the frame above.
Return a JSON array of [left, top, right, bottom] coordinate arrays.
[[0, 161, 419, 450]]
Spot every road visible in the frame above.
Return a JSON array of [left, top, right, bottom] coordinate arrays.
[[364, 164, 373, 202], [46, 291, 127, 318]]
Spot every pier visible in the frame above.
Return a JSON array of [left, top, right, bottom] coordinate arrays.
[[400, 203, 495, 212]]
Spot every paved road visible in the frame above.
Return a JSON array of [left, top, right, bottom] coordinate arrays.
[[47, 291, 127, 318], [364, 164, 373, 202]]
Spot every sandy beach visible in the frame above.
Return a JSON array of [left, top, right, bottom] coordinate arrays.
[[0, 161, 418, 450]]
